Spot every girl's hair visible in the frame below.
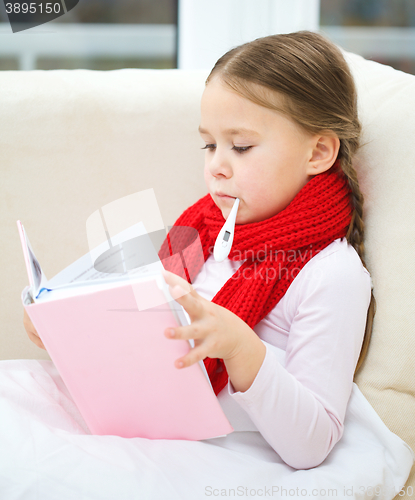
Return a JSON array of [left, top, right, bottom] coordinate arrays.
[[206, 30, 375, 374]]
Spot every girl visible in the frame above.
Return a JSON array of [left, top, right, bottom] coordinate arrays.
[[157, 30, 374, 469], [21, 31, 412, 496]]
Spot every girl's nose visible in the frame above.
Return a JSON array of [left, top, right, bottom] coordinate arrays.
[[208, 150, 232, 178]]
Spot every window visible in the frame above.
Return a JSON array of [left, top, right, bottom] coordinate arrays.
[[0, 0, 177, 70], [320, 0, 415, 74]]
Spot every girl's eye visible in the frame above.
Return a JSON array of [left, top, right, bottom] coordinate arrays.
[[232, 145, 252, 154], [201, 144, 252, 153]]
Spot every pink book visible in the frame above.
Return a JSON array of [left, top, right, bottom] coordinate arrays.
[[18, 221, 233, 440]]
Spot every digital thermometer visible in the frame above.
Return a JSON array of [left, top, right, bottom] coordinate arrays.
[[213, 197, 240, 262]]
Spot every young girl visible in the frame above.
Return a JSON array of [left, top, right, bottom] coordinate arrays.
[[21, 31, 412, 496], [157, 30, 374, 469]]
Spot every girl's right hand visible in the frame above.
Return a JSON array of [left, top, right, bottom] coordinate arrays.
[[23, 309, 46, 350]]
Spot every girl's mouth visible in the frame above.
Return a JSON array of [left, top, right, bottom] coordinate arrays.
[[215, 193, 235, 200]]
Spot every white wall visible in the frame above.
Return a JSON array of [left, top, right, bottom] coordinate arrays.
[[178, 0, 320, 70]]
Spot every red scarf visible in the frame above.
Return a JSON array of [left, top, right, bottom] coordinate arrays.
[[158, 162, 352, 395]]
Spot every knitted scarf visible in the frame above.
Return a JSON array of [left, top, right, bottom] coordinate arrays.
[[158, 162, 352, 395]]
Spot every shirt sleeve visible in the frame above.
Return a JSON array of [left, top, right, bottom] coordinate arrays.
[[228, 243, 372, 469]]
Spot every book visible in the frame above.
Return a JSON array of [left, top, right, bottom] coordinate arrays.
[[17, 220, 233, 440]]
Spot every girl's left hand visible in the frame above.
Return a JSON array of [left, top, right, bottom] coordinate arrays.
[[162, 269, 255, 369]]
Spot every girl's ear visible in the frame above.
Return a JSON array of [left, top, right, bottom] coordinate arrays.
[[306, 134, 340, 175]]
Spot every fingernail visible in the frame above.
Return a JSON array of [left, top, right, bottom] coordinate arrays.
[[176, 360, 183, 368], [168, 328, 175, 337]]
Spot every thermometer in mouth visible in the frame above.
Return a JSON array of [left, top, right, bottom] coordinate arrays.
[[213, 197, 240, 262]]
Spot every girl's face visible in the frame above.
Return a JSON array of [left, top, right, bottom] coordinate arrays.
[[200, 78, 318, 224]]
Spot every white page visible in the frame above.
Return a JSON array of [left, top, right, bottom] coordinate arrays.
[[47, 222, 158, 288], [37, 271, 162, 302], [18, 222, 49, 300]]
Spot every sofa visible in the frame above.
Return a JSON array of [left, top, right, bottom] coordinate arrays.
[[0, 49, 414, 498]]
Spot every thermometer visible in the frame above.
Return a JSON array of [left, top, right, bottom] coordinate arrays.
[[213, 197, 240, 262]]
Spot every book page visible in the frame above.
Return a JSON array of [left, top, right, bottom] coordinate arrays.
[[47, 222, 164, 288], [17, 221, 49, 300]]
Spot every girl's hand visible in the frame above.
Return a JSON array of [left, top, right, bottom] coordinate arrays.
[[23, 309, 46, 350], [162, 269, 266, 392]]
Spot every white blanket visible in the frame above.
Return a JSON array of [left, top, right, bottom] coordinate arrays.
[[0, 359, 413, 500]]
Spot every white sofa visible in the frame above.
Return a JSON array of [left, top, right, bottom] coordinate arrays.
[[0, 51, 414, 498]]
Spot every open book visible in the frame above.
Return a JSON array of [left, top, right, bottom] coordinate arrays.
[[18, 220, 233, 440]]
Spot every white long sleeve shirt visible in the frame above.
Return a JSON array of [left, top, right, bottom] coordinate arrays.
[[192, 237, 372, 469]]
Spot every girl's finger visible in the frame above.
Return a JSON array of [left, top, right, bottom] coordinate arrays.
[[164, 321, 206, 341], [168, 285, 205, 320], [161, 269, 194, 295], [162, 270, 207, 320], [174, 344, 209, 369], [27, 331, 46, 350], [169, 284, 191, 301]]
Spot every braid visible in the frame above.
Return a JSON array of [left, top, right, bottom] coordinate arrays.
[[341, 146, 376, 374]]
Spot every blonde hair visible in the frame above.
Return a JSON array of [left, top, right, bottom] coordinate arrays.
[[207, 31, 375, 373]]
